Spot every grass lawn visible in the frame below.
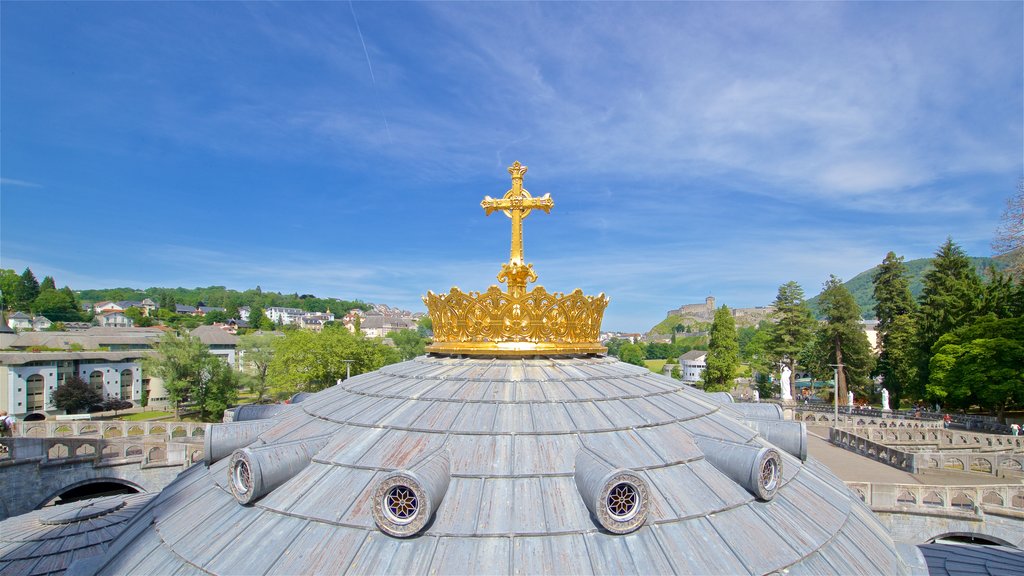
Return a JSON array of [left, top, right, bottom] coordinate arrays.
[[645, 359, 667, 374], [115, 411, 175, 421]]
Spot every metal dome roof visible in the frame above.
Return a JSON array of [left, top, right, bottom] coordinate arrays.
[[77, 355, 922, 575]]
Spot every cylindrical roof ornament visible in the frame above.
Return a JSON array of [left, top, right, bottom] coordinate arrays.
[[744, 419, 808, 461], [372, 450, 450, 538], [228, 435, 329, 505], [204, 420, 274, 466], [695, 436, 783, 501], [574, 450, 650, 534]]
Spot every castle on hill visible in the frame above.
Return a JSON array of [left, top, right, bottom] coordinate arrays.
[[666, 296, 774, 325]]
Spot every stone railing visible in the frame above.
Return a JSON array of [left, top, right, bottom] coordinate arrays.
[[829, 428, 1024, 477], [796, 403, 1011, 434], [913, 452, 1024, 477], [15, 420, 206, 441], [843, 427, 1024, 454], [796, 410, 943, 429], [830, 428, 918, 473], [0, 436, 204, 469], [846, 481, 1024, 518]]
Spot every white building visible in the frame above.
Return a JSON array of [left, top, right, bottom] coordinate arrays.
[[0, 351, 167, 419], [679, 350, 708, 384], [7, 312, 32, 331], [191, 326, 240, 369], [264, 307, 305, 325], [97, 311, 134, 328]]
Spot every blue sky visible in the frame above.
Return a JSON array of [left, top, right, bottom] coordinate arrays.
[[2, 2, 1021, 332]]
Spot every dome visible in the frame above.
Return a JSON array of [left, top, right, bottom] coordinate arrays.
[[72, 163, 923, 574], [79, 355, 920, 575]]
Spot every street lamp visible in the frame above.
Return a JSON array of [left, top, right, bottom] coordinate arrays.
[[342, 359, 354, 381], [829, 363, 844, 428]]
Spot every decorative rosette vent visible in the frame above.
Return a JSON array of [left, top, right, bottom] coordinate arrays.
[[424, 162, 609, 356]]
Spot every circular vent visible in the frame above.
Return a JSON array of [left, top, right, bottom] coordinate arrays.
[[373, 473, 432, 537], [606, 482, 640, 521], [383, 485, 419, 524], [753, 448, 783, 501], [597, 471, 649, 534], [232, 458, 252, 496]]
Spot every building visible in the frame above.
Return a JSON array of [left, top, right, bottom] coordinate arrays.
[[31, 316, 52, 331], [7, 312, 32, 331], [97, 311, 134, 328], [264, 307, 305, 325], [679, 349, 707, 383], [358, 312, 417, 338], [665, 296, 774, 327], [0, 350, 166, 418], [191, 326, 240, 369]]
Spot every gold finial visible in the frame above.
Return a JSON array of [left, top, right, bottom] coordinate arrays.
[[423, 162, 608, 357]]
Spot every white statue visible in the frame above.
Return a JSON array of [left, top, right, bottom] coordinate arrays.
[[881, 388, 891, 412], [779, 365, 792, 401], [847, 390, 854, 406], [753, 389, 760, 403]]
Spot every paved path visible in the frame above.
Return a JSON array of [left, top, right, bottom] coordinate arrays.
[[806, 426, 1017, 486]]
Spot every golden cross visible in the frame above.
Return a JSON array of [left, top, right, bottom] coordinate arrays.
[[481, 161, 554, 266]]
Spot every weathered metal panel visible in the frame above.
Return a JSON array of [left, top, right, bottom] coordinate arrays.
[[256, 461, 333, 511], [579, 429, 663, 469], [512, 533, 592, 575], [265, 523, 368, 575], [431, 535, 511, 575], [750, 492, 833, 555], [334, 470, 386, 527], [530, 402, 575, 433], [592, 399, 646, 429], [448, 434, 513, 476], [513, 435, 576, 475], [643, 464, 726, 520], [451, 402, 498, 433], [494, 402, 534, 434], [430, 477, 485, 534], [375, 398, 433, 428], [201, 513, 308, 575], [562, 400, 613, 432], [482, 380, 515, 402], [514, 380, 546, 402], [633, 423, 702, 463], [540, 476, 593, 533], [355, 428, 447, 469], [318, 426, 388, 465], [285, 465, 375, 526], [706, 505, 803, 574], [346, 531, 437, 575], [476, 478, 514, 535], [512, 477, 548, 534], [345, 397, 409, 426], [409, 400, 466, 432], [651, 518, 753, 575]]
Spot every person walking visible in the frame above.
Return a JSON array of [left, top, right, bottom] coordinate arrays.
[[1011, 423, 1020, 437], [0, 410, 15, 437]]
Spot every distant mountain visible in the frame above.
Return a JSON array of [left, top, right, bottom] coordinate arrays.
[[806, 255, 1009, 319]]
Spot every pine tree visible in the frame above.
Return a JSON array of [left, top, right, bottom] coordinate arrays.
[[913, 238, 982, 401], [809, 276, 875, 401], [40, 276, 57, 291], [872, 252, 917, 409], [703, 305, 739, 392], [15, 267, 40, 311], [768, 281, 815, 400]]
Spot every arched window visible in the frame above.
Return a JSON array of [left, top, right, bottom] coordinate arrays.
[[27, 374, 45, 411], [120, 369, 133, 399], [89, 370, 104, 396]]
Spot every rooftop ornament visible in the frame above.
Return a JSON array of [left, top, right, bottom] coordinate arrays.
[[424, 161, 609, 356]]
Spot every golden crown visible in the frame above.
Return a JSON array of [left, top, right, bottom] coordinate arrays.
[[423, 162, 609, 356]]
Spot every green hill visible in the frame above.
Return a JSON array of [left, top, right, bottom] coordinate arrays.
[[806, 255, 1007, 319]]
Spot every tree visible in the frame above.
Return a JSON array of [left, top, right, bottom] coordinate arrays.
[[31, 289, 79, 321], [767, 281, 815, 399], [40, 276, 57, 291], [238, 333, 278, 402], [144, 331, 238, 420], [703, 305, 739, 392], [618, 343, 647, 367], [929, 315, 1024, 422], [60, 286, 81, 318], [993, 179, 1023, 280], [51, 375, 103, 414], [267, 326, 401, 399], [807, 276, 875, 401], [913, 238, 982, 401], [248, 307, 274, 331], [0, 269, 19, 310], [15, 268, 40, 311], [417, 316, 433, 338], [387, 329, 426, 360], [159, 292, 176, 312], [872, 252, 917, 409], [742, 323, 775, 382]]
